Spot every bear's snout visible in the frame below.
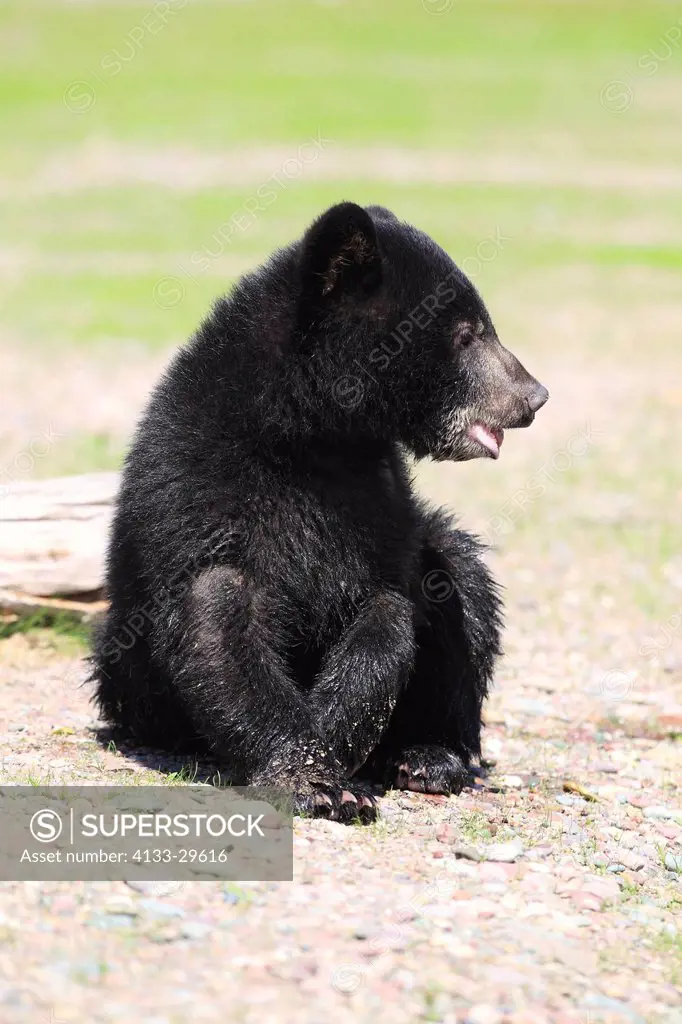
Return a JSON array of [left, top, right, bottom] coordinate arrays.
[[513, 382, 549, 428], [527, 383, 549, 414]]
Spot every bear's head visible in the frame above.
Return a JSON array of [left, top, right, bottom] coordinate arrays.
[[295, 201, 548, 461]]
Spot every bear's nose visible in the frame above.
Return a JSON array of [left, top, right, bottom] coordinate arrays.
[[527, 384, 549, 413]]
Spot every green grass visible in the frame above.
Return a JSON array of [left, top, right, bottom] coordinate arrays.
[[2, 2, 678, 154], [0, 611, 91, 652], [2, 1, 682, 361]]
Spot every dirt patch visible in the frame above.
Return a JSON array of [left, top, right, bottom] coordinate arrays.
[[0, 596, 680, 1024]]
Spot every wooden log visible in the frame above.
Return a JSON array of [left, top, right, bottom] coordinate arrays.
[[0, 472, 117, 606]]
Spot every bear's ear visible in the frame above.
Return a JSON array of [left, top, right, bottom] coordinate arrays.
[[299, 202, 382, 303]]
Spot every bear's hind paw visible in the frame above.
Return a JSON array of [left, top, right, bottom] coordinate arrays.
[[388, 744, 471, 795]]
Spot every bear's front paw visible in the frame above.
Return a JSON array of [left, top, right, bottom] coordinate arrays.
[[254, 762, 379, 824], [388, 744, 470, 795], [293, 778, 378, 824]]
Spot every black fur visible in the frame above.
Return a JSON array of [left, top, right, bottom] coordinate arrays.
[[92, 202, 547, 822]]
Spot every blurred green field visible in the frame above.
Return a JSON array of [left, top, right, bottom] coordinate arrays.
[[1, 0, 681, 631], [2, 0, 682, 358]]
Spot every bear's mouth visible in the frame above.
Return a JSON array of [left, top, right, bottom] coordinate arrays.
[[466, 422, 504, 459]]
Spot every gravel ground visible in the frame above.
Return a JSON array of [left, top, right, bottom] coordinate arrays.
[[1, 338, 681, 1023], [0, 564, 680, 1024]]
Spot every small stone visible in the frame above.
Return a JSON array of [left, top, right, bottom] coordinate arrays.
[[483, 840, 524, 863], [436, 826, 456, 844], [628, 795, 649, 809], [619, 850, 646, 871], [570, 890, 604, 912], [583, 994, 646, 1024], [453, 845, 483, 862], [499, 774, 524, 789], [466, 1004, 504, 1024], [607, 863, 625, 873], [657, 712, 682, 732], [664, 852, 682, 872], [125, 881, 157, 894], [527, 844, 552, 860], [658, 824, 680, 840], [180, 921, 212, 940], [139, 900, 185, 919], [479, 861, 513, 883], [556, 875, 583, 896], [591, 854, 608, 867], [88, 913, 137, 931], [643, 806, 673, 820], [619, 831, 638, 849], [583, 876, 620, 902]]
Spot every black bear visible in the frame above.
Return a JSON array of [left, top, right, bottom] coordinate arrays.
[[93, 202, 548, 822]]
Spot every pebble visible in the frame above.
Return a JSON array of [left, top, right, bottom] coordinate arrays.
[[643, 805, 672, 820], [483, 840, 524, 863], [479, 862, 517, 883], [139, 900, 186, 919], [570, 890, 603, 912], [583, 876, 620, 902], [628, 795, 649, 809], [499, 775, 524, 789], [453, 845, 483, 862], [526, 845, 553, 861], [619, 831, 638, 849], [618, 850, 646, 871], [88, 913, 137, 931], [583, 993, 646, 1024], [125, 880, 159, 894], [180, 921, 212, 940], [465, 1004, 504, 1024], [664, 852, 682, 872], [607, 864, 626, 873]]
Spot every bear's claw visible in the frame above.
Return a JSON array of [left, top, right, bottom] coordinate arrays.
[[294, 780, 378, 824]]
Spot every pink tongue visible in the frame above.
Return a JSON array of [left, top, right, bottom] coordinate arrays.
[[468, 423, 503, 458]]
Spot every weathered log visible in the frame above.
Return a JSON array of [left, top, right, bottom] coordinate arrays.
[[0, 472, 117, 609]]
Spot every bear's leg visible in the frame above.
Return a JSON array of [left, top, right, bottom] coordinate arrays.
[[309, 591, 416, 773], [363, 518, 502, 795], [170, 567, 378, 822]]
